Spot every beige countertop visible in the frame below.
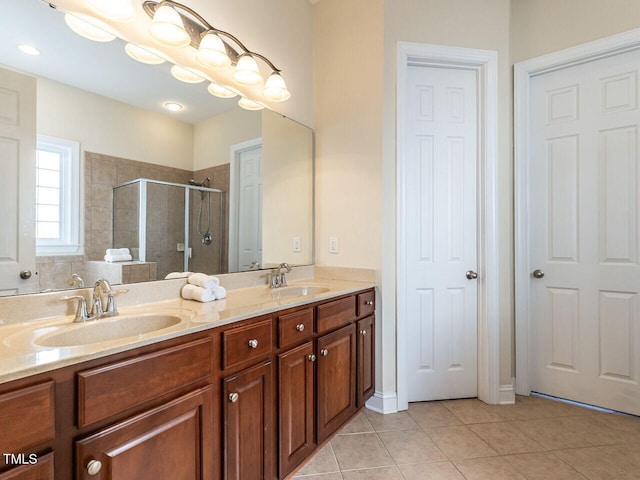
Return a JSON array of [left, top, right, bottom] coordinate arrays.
[[0, 279, 375, 385]]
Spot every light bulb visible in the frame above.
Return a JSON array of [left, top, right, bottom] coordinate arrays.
[[232, 54, 262, 86], [263, 72, 291, 102], [64, 13, 116, 42], [87, 0, 135, 23], [125, 43, 166, 65], [196, 32, 231, 69], [238, 97, 265, 111], [149, 3, 190, 47], [207, 82, 237, 98], [171, 65, 206, 83]]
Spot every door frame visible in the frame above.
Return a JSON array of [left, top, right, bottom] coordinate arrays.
[[396, 42, 501, 409], [228, 137, 262, 272], [514, 28, 640, 396]]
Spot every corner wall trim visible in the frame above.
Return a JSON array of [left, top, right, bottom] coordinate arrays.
[[499, 381, 516, 405], [365, 391, 398, 414]]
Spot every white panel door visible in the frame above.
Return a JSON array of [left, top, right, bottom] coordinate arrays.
[[0, 68, 36, 296], [237, 146, 262, 271], [529, 48, 640, 415], [405, 65, 478, 401]]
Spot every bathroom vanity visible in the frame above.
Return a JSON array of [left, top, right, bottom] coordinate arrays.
[[0, 282, 375, 480]]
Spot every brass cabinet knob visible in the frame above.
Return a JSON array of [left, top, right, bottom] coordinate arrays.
[[229, 392, 239, 403], [320, 349, 328, 356], [308, 354, 316, 362], [248, 339, 258, 349], [364, 300, 373, 306], [360, 330, 367, 336], [296, 323, 305, 332]]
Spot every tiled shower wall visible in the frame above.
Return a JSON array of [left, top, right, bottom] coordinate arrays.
[[36, 152, 230, 290]]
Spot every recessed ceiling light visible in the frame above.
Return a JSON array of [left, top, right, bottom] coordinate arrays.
[[18, 44, 40, 56], [164, 102, 183, 112]]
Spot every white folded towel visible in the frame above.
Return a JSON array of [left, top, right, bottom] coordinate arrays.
[[104, 254, 133, 262], [212, 285, 226, 300], [106, 248, 130, 256], [188, 273, 220, 289], [181, 284, 215, 302], [165, 271, 193, 279]]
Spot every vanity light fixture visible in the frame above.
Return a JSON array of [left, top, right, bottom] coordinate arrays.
[[207, 82, 237, 99], [18, 44, 41, 56], [64, 12, 116, 42], [140, 0, 290, 102], [238, 97, 265, 111], [164, 102, 183, 111], [124, 43, 166, 64], [87, 0, 136, 23], [148, 2, 191, 47], [170, 65, 206, 83]]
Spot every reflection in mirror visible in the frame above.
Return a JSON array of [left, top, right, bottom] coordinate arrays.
[[0, 0, 313, 296]]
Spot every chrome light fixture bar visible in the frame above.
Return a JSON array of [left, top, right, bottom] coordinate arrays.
[[141, 0, 290, 107]]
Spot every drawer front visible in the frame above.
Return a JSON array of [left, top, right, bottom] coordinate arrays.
[[0, 381, 55, 458], [316, 296, 356, 333], [357, 290, 375, 318], [77, 338, 213, 428], [223, 318, 273, 370], [278, 308, 313, 348]]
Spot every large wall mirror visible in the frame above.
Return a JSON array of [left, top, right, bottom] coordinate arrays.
[[0, 0, 313, 296]]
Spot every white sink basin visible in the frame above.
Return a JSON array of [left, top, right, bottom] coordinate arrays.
[[35, 313, 184, 347], [272, 286, 330, 298]]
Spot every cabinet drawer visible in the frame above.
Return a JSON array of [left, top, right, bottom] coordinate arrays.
[[77, 338, 213, 428], [223, 318, 273, 370], [316, 296, 356, 333], [357, 290, 375, 317], [0, 452, 54, 480], [0, 381, 55, 458], [278, 308, 313, 348]]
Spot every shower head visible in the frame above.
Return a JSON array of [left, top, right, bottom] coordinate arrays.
[[188, 177, 211, 187]]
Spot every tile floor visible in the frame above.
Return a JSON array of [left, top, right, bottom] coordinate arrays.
[[291, 395, 640, 480]]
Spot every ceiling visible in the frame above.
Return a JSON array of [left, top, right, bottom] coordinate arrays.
[[0, 0, 240, 124]]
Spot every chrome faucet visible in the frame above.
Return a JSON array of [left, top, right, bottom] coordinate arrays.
[[91, 278, 112, 317], [268, 263, 292, 288]]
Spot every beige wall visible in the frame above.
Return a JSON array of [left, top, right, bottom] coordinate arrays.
[[37, 78, 194, 170], [192, 109, 262, 171], [510, 0, 640, 63]]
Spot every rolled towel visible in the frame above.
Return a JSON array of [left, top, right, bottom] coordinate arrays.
[[181, 284, 215, 302], [188, 273, 220, 289], [104, 254, 133, 262], [165, 271, 193, 279], [106, 248, 130, 256], [212, 285, 226, 300]]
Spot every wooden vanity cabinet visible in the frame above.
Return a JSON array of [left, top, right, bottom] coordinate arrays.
[[316, 323, 357, 443], [76, 387, 214, 480], [222, 360, 274, 480], [0, 452, 54, 480], [357, 315, 375, 406]]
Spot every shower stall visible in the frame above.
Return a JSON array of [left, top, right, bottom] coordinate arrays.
[[112, 178, 225, 279]]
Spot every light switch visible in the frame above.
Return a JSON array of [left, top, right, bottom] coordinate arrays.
[[293, 236, 301, 252], [329, 236, 339, 254]]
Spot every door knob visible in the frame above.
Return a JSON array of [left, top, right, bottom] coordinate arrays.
[[19, 269, 32, 280], [466, 270, 478, 280], [533, 269, 545, 279]]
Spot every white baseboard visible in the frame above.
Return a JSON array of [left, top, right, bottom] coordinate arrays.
[[365, 391, 398, 414], [499, 381, 516, 405]]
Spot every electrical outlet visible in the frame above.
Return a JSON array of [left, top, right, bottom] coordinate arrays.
[[177, 243, 185, 252], [329, 236, 339, 254], [292, 236, 301, 252]]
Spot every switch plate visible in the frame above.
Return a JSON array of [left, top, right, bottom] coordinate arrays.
[[293, 236, 301, 252], [177, 243, 185, 252], [329, 236, 339, 254]]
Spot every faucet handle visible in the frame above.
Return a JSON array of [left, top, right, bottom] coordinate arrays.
[[105, 289, 129, 317], [59, 295, 90, 322]]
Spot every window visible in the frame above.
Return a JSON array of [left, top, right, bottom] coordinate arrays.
[[36, 135, 81, 255]]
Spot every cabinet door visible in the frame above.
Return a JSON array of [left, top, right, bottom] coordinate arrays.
[[76, 387, 214, 480], [223, 361, 274, 480], [316, 323, 357, 443], [0, 452, 54, 480], [357, 316, 375, 406], [278, 342, 315, 477]]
